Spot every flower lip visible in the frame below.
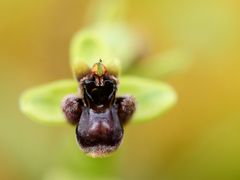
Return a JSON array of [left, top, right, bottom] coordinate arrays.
[[76, 107, 123, 157]]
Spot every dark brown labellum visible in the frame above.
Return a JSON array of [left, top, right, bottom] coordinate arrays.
[[61, 60, 136, 157]]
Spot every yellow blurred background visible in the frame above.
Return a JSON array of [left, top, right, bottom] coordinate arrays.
[[0, 0, 240, 179]]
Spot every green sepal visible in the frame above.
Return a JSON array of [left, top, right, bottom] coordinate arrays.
[[20, 76, 177, 124]]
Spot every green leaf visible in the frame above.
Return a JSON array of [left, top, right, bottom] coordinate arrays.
[[20, 76, 177, 124]]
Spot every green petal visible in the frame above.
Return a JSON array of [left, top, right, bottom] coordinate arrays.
[[20, 77, 177, 124]]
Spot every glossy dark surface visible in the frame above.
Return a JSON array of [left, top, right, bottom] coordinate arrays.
[[62, 73, 135, 157], [83, 76, 116, 110], [76, 107, 123, 153]]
